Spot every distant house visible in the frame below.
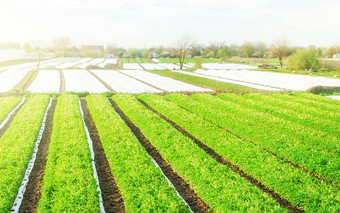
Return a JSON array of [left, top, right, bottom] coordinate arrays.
[[160, 51, 171, 57], [153, 52, 158, 58], [333, 54, 340, 59]]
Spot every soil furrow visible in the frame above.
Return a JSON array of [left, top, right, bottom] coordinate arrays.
[[80, 99, 125, 213], [116, 70, 166, 92], [86, 70, 116, 93], [170, 98, 340, 188], [19, 99, 56, 213], [59, 70, 65, 93], [0, 99, 27, 138], [138, 99, 304, 213], [108, 98, 210, 213]]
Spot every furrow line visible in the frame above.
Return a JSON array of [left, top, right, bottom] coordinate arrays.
[[108, 98, 210, 213], [138, 99, 304, 213], [0, 99, 26, 138]]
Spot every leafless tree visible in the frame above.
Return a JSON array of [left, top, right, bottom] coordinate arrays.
[[172, 36, 192, 69], [271, 39, 289, 67]]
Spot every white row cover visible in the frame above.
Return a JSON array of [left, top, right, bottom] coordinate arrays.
[[140, 63, 164, 70], [158, 63, 181, 70], [202, 63, 257, 70], [123, 63, 142, 70], [27, 70, 61, 93], [121, 70, 212, 92], [194, 69, 340, 91], [0, 68, 32, 92]]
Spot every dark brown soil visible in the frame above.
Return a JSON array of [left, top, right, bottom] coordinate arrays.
[[116, 70, 166, 92], [86, 70, 116, 93], [80, 99, 126, 213], [19, 99, 56, 213], [139, 99, 305, 213], [0, 99, 27, 138], [59, 70, 65, 93], [108, 98, 210, 213]]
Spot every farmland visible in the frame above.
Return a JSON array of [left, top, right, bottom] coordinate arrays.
[[0, 90, 338, 212]]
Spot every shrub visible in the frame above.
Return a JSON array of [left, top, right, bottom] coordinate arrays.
[[287, 49, 320, 71]]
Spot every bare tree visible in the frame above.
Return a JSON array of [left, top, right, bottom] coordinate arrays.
[[271, 39, 289, 67], [172, 36, 192, 69]]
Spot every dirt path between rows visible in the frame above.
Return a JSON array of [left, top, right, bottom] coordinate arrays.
[[59, 70, 65, 93], [0, 100, 27, 138], [138, 99, 304, 213], [108, 98, 210, 213], [80, 99, 125, 213], [19, 99, 57, 213], [14, 69, 40, 92], [86, 70, 116, 93], [116, 70, 166, 93]]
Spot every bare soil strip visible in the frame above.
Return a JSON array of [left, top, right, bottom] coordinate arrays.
[[81, 99, 125, 213], [116, 70, 166, 92], [173, 99, 340, 188], [108, 98, 210, 213], [14, 69, 40, 92], [86, 70, 116, 93], [19, 99, 56, 213], [138, 99, 304, 213], [59, 70, 65, 93], [0, 99, 27, 138]]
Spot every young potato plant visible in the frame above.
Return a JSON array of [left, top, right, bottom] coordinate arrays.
[[164, 93, 340, 212], [0, 95, 50, 212], [0, 96, 23, 124], [112, 94, 286, 212], [86, 95, 189, 212], [38, 95, 100, 212], [189, 93, 339, 184]]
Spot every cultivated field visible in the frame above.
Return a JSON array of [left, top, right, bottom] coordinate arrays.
[[0, 93, 339, 212]]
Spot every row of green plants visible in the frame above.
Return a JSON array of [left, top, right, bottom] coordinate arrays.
[[0, 95, 50, 212], [243, 93, 339, 125], [112, 94, 286, 212], [86, 95, 189, 212], [38, 95, 100, 212], [147, 70, 260, 92], [221, 93, 339, 138], [174, 93, 338, 184], [142, 94, 339, 212], [0, 97, 23, 124]]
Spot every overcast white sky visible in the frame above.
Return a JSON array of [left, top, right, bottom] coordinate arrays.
[[0, 0, 339, 48]]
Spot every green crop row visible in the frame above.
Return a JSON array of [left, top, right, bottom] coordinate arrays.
[[181, 93, 339, 184], [242, 93, 339, 127], [217, 93, 339, 145], [112, 94, 286, 212], [0, 95, 50, 212], [38, 95, 100, 212], [147, 70, 260, 92], [0, 97, 23, 124], [142, 94, 340, 212], [274, 93, 340, 113], [86, 95, 189, 212]]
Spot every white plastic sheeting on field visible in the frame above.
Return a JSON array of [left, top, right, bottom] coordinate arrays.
[[194, 69, 340, 91], [202, 63, 257, 70], [0, 68, 32, 92], [121, 70, 213, 92], [27, 70, 61, 93], [91, 70, 162, 93], [175, 70, 281, 91], [158, 63, 181, 70], [327, 96, 340, 100], [63, 69, 109, 93], [152, 58, 160, 63], [140, 63, 165, 70], [123, 63, 142, 70], [97, 59, 118, 68]]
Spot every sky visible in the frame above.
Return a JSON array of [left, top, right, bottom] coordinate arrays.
[[0, 0, 339, 48]]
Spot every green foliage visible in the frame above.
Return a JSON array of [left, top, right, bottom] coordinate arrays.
[[217, 49, 229, 58], [113, 94, 286, 212], [87, 95, 188, 212], [147, 70, 260, 92], [0, 97, 22, 124], [0, 95, 50, 212], [194, 57, 202, 69], [287, 49, 320, 71], [165, 93, 340, 212], [306, 85, 340, 95], [38, 95, 100, 212]]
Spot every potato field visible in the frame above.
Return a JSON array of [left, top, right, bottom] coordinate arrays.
[[0, 92, 339, 212]]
